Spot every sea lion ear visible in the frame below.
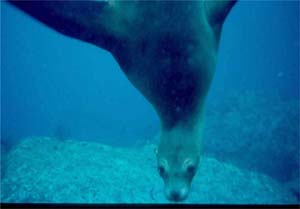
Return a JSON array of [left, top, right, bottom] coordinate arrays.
[[154, 147, 158, 155]]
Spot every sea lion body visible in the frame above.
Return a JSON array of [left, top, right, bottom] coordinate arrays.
[[8, 0, 236, 201]]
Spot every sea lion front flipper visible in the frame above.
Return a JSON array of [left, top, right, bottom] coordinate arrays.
[[204, 0, 237, 35], [7, 0, 120, 52]]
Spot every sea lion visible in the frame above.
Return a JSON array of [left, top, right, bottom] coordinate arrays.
[[8, 0, 236, 201]]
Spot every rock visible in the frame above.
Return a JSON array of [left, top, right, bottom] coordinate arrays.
[[1, 137, 298, 204]]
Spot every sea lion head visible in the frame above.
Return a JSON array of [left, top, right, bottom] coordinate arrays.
[[156, 128, 201, 202]]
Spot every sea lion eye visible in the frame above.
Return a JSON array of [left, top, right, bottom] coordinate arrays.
[[187, 165, 196, 174], [158, 166, 166, 176]]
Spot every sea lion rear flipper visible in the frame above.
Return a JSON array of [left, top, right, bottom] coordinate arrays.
[[7, 0, 120, 52]]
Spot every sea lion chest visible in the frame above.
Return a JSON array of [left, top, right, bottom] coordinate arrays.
[[111, 2, 218, 128]]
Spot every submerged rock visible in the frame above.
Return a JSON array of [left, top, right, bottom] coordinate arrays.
[[204, 91, 299, 182], [1, 137, 298, 204]]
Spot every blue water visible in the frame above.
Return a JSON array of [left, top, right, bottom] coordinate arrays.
[[1, 1, 299, 204]]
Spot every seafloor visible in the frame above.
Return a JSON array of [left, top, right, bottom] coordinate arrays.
[[0, 137, 298, 204]]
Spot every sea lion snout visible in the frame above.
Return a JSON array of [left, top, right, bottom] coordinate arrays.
[[165, 184, 189, 201]]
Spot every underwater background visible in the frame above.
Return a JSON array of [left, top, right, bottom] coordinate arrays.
[[1, 0, 299, 204]]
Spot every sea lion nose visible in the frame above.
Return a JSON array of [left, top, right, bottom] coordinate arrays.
[[166, 188, 188, 202], [170, 191, 181, 201]]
